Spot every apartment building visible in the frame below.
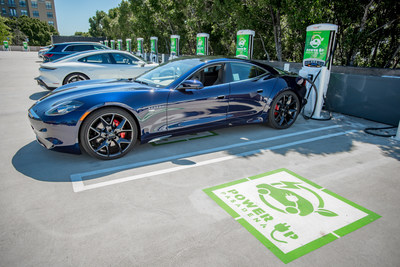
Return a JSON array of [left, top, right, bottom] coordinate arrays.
[[1, 0, 58, 30]]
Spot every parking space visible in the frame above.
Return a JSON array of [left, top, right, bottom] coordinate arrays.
[[1, 52, 400, 266]]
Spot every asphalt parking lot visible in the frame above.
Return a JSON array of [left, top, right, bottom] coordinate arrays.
[[1, 52, 399, 266]]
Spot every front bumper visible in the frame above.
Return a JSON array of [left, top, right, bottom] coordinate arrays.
[[35, 77, 57, 90], [28, 108, 81, 154]]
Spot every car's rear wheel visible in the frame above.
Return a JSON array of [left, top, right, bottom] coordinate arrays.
[[64, 73, 89, 85], [268, 90, 300, 129], [80, 107, 138, 160]]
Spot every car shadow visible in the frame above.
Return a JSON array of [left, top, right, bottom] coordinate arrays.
[[12, 120, 399, 184], [30, 91, 48, 100]]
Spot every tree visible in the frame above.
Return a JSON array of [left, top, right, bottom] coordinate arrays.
[[0, 16, 13, 44]]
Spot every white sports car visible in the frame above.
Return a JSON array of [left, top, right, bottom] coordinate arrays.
[[35, 50, 158, 90]]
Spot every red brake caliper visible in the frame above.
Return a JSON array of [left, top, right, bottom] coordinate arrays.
[[113, 119, 126, 138], [274, 104, 279, 116]]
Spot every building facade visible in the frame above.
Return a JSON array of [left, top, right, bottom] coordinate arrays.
[[1, 0, 57, 30]]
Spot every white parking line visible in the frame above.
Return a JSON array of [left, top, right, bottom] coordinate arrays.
[[71, 127, 355, 192]]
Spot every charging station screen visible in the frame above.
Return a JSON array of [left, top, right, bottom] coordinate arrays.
[[151, 39, 156, 53], [236, 34, 250, 58], [196, 36, 206, 55], [303, 30, 331, 62], [171, 38, 178, 55]]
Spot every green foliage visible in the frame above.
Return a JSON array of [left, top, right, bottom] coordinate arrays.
[[87, 0, 399, 68], [0, 16, 13, 44], [4, 15, 58, 46], [74, 31, 91, 37]]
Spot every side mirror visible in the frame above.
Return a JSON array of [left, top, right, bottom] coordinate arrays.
[[178, 80, 204, 90]]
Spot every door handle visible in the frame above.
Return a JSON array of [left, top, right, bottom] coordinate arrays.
[[257, 89, 263, 93], [216, 95, 225, 99]]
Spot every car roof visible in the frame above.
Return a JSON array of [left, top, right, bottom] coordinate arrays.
[[53, 42, 106, 46], [53, 50, 143, 63]]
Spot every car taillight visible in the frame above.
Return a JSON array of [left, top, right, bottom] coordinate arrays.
[[45, 54, 54, 58]]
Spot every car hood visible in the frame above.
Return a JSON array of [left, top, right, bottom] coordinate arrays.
[[38, 79, 153, 103]]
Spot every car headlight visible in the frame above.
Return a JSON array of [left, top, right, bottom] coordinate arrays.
[[45, 100, 83, 116]]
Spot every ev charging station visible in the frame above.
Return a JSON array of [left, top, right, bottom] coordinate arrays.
[[137, 38, 144, 58], [150, 37, 158, 63], [196, 33, 209, 55], [104, 40, 109, 47], [110, 40, 115, 50], [170, 35, 180, 59], [299, 23, 338, 119], [117, 39, 122, 50], [236, 30, 255, 59], [23, 42, 29, 52], [126, 39, 132, 52], [3, 41, 9, 51]]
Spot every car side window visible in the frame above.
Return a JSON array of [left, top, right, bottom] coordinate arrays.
[[189, 64, 225, 87], [72, 45, 94, 52], [94, 45, 108, 50], [230, 63, 268, 82], [78, 54, 111, 64], [111, 53, 139, 65]]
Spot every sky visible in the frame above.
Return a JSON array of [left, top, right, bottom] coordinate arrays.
[[55, 0, 122, 36]]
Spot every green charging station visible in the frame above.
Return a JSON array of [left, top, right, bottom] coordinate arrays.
[[196, 33, 209, 56], [110, 40, 115, 50], [236, 30, 255, 59], [126, 39, 132, 52], [299, 23, 338, 119], [23, 42, 28, 51], [170, 35, 180, 59], [104, 40, 109, 47], [3, 41, 9, 51], [137, 38, 144, 57], [150, 37, 158, 63], [117, 39, 122, 50]]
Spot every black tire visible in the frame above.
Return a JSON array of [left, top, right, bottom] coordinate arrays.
[[80, 107, 138, 160], [63, 73, 89, 85], [268, 90, 300, 129]]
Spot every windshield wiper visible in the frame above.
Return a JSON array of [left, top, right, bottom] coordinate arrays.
[[131, 79, 148, 85]]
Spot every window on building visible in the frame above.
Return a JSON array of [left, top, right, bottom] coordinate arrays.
[[32, 10, 39, 17], [46, 11, 52, 18], [8, 0, 16, 7], [1, 8, 6, 14], [48, 21, 54, 26], [31, 0, 37, 8], [20, 9, 27, 15], [45, 1, 51, 9], [19, 0, 26, 7], [9, 8, 16, 16]]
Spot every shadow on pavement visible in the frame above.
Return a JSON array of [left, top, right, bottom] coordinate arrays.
[[12, 119, 400, 184]]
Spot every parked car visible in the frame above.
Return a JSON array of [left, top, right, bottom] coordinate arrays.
[[42, 42, 110, 62], [28, 57, 307, 160], [35, 50, 158, 90], [38, 45, 52, 58]]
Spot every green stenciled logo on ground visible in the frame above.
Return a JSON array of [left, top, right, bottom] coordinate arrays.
[[203, 169, 381, 263], [303, 30, 331, 61], [196, 36, 205, 55], [236, 34, 250, 58], [257, 182, 338, 217]]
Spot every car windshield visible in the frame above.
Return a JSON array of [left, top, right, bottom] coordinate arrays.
[[135, 59, 201, 88]]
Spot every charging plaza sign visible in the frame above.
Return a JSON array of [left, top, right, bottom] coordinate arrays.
[[303, 30, 331, 62], [204, 169, 380, 263], [236, 34, 250, 58]]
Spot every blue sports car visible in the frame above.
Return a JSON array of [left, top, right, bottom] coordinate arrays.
[[28, 57, 307, 160]]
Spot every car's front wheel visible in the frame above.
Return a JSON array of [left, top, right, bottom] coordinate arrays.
[[64, 73, 89, 85], [80, 107, 138, 160], [268, 90, 300, 129]]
